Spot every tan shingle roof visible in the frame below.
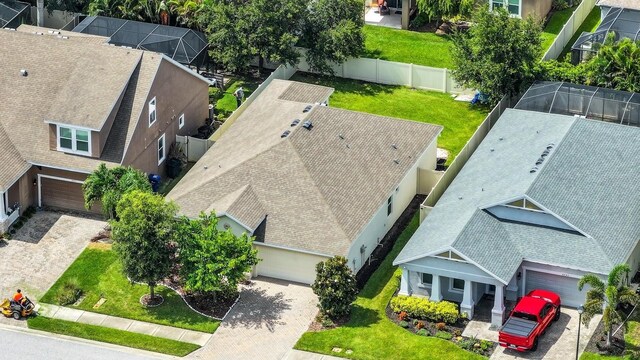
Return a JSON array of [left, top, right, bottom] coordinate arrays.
[[598, 0, 640, 10], [168, 80, 442, 256], [17, 25, 110, 45], [0, 29, 161, 190]]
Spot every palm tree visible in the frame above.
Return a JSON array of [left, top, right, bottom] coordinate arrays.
[[88, 0, 123, 17], [578, 264, 639, 347], [168, 0, 201, 28]]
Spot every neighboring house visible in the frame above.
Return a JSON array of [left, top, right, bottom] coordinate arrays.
[[489, 0, 551, 19], [571, 2, 640, 63], [394, 108, 640, 326], [0, 26, 209, 232], [167, 79, 443, 284]]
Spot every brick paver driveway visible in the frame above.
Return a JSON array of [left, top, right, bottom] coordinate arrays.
[[0, 211, 106, 327], [189, 277, 318, 360]]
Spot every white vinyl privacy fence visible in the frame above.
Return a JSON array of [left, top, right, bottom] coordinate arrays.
[[542, 0, 598, 61]]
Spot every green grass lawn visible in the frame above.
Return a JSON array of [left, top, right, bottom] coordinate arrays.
[[211, 76, 262, 119], [579, 310, 640, 360], [294, 213, 483, 360], [28, 316, 199, 357], [40, 246, 220, 333], [291, 73, 489, 164], [559, 6, 602, 60], [363, 25, 454, 68], [541, 6, 578, 54]]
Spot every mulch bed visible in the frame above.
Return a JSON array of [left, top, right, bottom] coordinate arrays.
[[583, 304, 636, 357], [385, 301, 497, 357], [141, 294, 164, 307], [163, 271, 238, 319]]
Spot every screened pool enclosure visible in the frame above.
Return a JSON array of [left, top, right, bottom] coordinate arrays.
[[0, 0, 30, 29], [515, 82, 640, 127], [571, 7, 640, 63], [72, 16, 208, 67]]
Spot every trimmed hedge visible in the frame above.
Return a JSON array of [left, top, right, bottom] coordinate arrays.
[[390, 295, 459, 324]]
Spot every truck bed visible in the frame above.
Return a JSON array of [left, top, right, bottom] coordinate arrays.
[[500, 317, 538, 339]]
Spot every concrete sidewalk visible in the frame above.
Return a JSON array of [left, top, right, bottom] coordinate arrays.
[[283, 349, 343, 360], [38, 303, 212, 346]]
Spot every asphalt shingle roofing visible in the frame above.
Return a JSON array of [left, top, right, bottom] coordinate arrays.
[[395, 108, 640, 283], [167, 80, 442, 256]]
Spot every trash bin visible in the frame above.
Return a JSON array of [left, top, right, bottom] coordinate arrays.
[[167, 158, 182, 179], [148, 174, 161, 192]]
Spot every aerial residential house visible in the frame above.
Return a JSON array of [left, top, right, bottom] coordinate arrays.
[[0, 26, 209, 232], [394, 107, 640, 326], [167, 79, 443, 284], [489, 0, 551, 19]]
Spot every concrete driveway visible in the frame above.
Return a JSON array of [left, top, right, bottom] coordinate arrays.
[[483, 308, 602, 360], [0, 211, 106, 327], [189, 277, 318, 360]]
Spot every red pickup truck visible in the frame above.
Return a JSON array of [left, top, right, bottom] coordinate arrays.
[[498, 290, 561, 352]]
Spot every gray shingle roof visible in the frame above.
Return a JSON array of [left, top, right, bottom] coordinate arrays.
[[395, 108, 640, 283], [167, 79, 442, 256], [0, 28, 162, 190]]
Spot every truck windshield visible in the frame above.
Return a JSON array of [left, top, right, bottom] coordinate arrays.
[[512, 311, 537, 322]]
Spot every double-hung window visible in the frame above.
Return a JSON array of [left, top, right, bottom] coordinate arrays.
[[450, 278, 465, 293], [421, 273, 433, 287], [158, 133, 166, 165], [178, 113, 185, 129], [149, 97, 157, 126], [491, 0, 520, 16], [58, 126, 91, 155], [387, 195, 393, 216]]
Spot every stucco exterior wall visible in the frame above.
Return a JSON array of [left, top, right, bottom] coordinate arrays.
[[123, 59, 209, 178], [254, 244, 329, 284], [522, 0, 552, 19], [217, 215, 250, 236]]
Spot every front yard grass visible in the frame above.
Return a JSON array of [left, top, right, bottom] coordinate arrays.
[[290, 73, 489, 165], [294, 213, 483, 360], [541, 6, 578, 54], [40, 246, 220, 333], [363, 25, 454, 68], [28, 316, 199, 357]]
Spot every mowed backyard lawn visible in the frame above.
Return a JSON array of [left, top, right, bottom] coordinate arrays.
[[363, 25, 454, 68], [291, 73, 489, 164], [295, 214, 482, 360], [40, 244, 220, 333], [541, 6, 578, 53], [560, 6, 602, 60]]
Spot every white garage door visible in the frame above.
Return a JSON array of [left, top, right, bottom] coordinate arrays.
[[525, 269, 588, 307], [255, 245, 327, 285]]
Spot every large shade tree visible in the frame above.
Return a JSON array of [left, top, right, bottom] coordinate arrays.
[[451, 7, 542, 104], [111, 190, 177, 302], [578, 264, 639, 347], [82, 164, 151, 220], [175, 212, 259, 301]]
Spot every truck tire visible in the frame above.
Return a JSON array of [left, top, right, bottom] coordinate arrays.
[[531, 337, 539, 352], [12, 312, 20, 320], [554, 305, 561, 322]]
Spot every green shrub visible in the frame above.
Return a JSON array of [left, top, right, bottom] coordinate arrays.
[[312, 256, 358, 319], [390, 295, 460, 324], [13, 221, 23, 229], [321, 316, 335, 328], [56, 279, 83, 305], [412, 319, 419, 325], [399, 321, 409, 328], [459, 338, 475, 350], [416, 329, 429, 336], [480, 340, 492, 351], [435, 331, 453, 340]]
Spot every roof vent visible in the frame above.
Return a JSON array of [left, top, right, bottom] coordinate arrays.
[[490, 148, 495, 152], [19, 69, 28, 77], [302, 120, 313, 130], [303, 105, 313, 113], [391, 144, 398, 150], [291, 119, 300, 127], [530, 167, 538, 173], [535, 158, 544, 165], [499, 137, 504, 141], [281, 130, 291, 138], [338, 134, 344, 140], [393, 159, 400, 164]]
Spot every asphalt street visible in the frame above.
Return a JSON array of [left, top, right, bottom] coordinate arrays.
[[0, 326, 166, 360]]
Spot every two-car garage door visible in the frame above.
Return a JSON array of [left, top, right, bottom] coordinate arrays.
[[254, 244, 328, 285], [40, 176, 100, 213], [524, 269, 589, 307]]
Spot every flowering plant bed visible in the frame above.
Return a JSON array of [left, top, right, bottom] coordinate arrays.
[[386, 297, 496, 357]]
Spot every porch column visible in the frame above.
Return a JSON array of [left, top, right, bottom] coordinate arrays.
[[401, 0, 410, 30], [430, 275, 442, 302], [0, 191, 6, 220], [460, 280, 475, 319], [399, 267, 411, 296], [491, 285, 505, 326]]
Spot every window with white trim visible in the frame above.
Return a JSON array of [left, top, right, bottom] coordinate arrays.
[[491, 0, 520, 16], [450, 278, 465, 292], [178, 113, 185, 129], [421, 273, 433, 287], [149, 97, 157, 126], [58, 125, 91, 155], [387, 195, 393, 216], [158, 133, 166, 165]]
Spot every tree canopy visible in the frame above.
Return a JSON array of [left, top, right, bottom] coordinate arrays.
[[175, 212, 259, 299], [312, 256, 359, 319], [82, 164, 151, 220], [111, 190, 177, 300], [416, 0, 475, 23], [451, 7, 542, 104]]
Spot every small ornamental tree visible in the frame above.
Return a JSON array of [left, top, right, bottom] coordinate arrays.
[[175, 212, 259, 301], [312, 256, 358, 319], [111, 190, 176, 302], [83, 164, 151, 219]]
